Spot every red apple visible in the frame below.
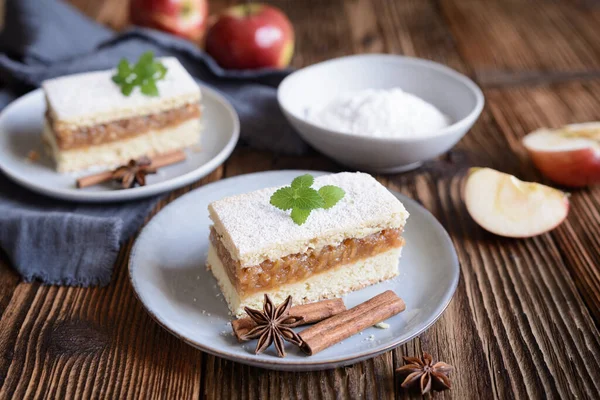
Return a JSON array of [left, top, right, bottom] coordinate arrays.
[[464, 168, 569, 238], [205, 4, 294, 70], [523, 123, 600, 187], [130, 0, 209, 42]]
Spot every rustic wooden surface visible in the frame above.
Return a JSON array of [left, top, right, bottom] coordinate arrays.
[[1, 0, 600, 398]]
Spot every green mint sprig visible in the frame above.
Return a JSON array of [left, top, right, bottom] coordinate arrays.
[[111, 51, 168, 97], [270, 174, 345, 225]]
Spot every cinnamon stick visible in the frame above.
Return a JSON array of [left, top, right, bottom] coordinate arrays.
[[76, 150, 186, 188], [298, 291, 405, 355], [77, 171, 114, 188], [232, 298, 346, 341]]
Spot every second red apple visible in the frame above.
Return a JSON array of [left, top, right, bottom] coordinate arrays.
[[130, 0, 209, 42], [205, 4, 294, 70]]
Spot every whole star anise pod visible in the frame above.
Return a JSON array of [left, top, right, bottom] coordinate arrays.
[[111, 157, 157, 189], [239, 294, 304, 357], [396, 352, 453, 394]]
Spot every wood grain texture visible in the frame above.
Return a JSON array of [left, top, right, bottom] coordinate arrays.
[[485, 81, 600, 323], [1, 0, 600, 399], [441, 0, 600, 86]]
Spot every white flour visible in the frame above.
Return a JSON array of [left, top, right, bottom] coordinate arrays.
[[309, 88, 451, 138]]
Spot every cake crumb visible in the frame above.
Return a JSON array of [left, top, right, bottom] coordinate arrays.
[[26, 150, 40, 162], [374, 322, 390, 329], [366, 335, 375, 341]]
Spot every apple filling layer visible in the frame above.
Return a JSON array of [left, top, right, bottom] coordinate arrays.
[[48, 103, 202, 150], [209, 227, 405, 297]]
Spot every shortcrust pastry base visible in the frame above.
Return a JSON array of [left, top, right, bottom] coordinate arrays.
[[207, 243, 402, 317], [43, 118, 201, 173]]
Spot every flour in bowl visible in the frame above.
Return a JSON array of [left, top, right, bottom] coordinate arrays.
[[309, 88, 451, 138]]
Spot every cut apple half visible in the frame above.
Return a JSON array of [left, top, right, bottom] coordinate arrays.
[[464, 168, 569, 238], [523, 122, 600, 187]]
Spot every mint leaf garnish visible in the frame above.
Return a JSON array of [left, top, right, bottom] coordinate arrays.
[[117, 59, 131, 77], [112, 51, 168, 97], [293, 187, 325, 209], [121, 83, 134, 96], [318, 185, 346, 209], [269, 174, 345, 225], [141, 79, 158, 96], [291, 174, 314, 189], [270, 187, 296, 210], [291, 208, 311, 225]]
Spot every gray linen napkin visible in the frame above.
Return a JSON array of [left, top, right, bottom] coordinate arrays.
[[0, 0, 307, 286]]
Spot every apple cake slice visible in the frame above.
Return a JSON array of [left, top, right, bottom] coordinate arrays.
[[206, 172, 409, 317], [42, 57, 201, 172]]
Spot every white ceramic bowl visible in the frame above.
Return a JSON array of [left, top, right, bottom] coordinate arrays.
[[278, 54, 484, 173]]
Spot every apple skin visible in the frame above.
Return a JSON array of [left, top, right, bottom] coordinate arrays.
[[130, 0, 209, 42], [527, 147, 600, 188], [205, 4, 294, 70]]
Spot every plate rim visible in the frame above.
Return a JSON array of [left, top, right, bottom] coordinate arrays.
[[128, 170, 460, 371], [0, 86, 240, 203]]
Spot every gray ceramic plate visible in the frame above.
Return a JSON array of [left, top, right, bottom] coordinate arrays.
[[129, 170, 459, 371], [0, 86, 239, 203]]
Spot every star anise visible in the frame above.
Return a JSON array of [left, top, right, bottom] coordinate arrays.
[[239, 295, 304, 357], [396, 352, 453, 394], [111, 157, 157, 189]]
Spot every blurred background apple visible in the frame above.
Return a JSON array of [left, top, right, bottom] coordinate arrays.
[[205, 3, 294, 70], [130, 0, 209, 42], [523, 123, 600, 188]]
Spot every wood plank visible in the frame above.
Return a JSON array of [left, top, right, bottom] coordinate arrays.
[[203, 353, 395, 399], [485, 80, 600, 323], [441, 0, 600, 85], [374, 0, 470, 74], [0, 0, 5, 31], [0, 255, 20, 321], [280, 0, 356, 67]]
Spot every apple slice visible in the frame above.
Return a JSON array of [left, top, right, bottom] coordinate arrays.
[[523, 122, 600, 187], [464, 168, 569, 238]]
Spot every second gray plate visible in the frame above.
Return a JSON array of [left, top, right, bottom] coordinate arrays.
[[0, 86, 239, 202]]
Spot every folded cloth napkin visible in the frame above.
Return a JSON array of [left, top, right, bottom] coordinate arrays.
[[0, 0, 307, 286]]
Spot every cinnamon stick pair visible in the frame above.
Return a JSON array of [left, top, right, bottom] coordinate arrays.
[[232, 298, 347, 341], [76, 150, 186, 188], [232, 291, 406, 356]]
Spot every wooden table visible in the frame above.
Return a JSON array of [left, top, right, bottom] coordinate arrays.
[[1, 0, 600, 398]]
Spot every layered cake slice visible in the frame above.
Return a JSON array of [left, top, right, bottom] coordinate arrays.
[[207, 172, 409, 317], [42, 57, 201, 172]]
